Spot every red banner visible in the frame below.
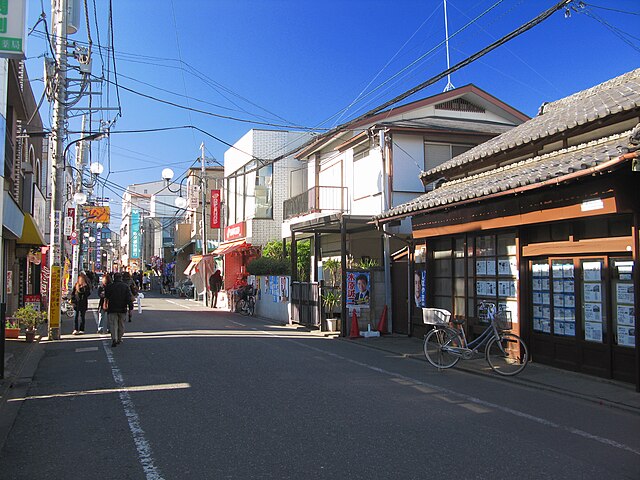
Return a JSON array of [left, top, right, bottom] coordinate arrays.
[[210, 190, 221, 229]]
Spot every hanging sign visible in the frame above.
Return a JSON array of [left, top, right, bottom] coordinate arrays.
[[210, 190, 221, 229], [0, 0, 26, 58], [130, 209, 141, 259]]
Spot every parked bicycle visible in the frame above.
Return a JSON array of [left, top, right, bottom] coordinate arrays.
[[236, 285, 256, 316], [61, 298, 75, 318], [423, 302, 528, 376]]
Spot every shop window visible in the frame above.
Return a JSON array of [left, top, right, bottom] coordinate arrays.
[[611, 258, 634, 348], [552, 259, 576, 337], [581, 259, 606, 343], [474, 233, 518, 324]]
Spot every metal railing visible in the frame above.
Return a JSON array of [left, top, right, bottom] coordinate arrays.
[[283, 186, 347, 220]]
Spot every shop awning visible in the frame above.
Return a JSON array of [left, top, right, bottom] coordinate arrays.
[[211, 240, 251, 256], [183, 255, 202, 276], [17, 213, 45, 246]]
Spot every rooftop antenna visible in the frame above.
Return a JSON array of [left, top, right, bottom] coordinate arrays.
[[443, 0, 455, 92]]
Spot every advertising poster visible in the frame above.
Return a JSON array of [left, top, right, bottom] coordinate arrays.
[[24, 294, 41, 311], [617, 326, 635, 347], [585, 321, 603, 343], [414, 270, 426, 307], [617, 305, 635, 326], [279, 276, 289, 302], [616, 283, 634, 305], [346, 270, 370, 306]]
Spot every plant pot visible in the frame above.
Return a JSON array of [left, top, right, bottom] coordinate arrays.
[[25, 329, 36, 343], [5, 327, 20, 339], [326, 318, 341, 332]]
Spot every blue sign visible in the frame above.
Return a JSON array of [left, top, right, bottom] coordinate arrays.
[[130, 209, 141, 259]]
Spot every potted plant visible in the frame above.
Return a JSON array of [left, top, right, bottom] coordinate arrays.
[[5, 317, 20, 339], [321, 289, 341, 332], [13, 305, 47, 343]]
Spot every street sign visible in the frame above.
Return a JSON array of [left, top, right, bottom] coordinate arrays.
[[49, 266, 61, 330]]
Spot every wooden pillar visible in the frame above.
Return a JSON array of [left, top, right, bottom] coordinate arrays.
[[633, 213, 640, 392], [314, 232, 321, 283], [408, 242, 415, 337], [340, 217, 348, 337], [291, 232, 297, 282]]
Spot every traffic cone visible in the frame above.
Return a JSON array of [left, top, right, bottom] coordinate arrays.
[[349, 309, 361, 339], [376, 305, 388, 334]]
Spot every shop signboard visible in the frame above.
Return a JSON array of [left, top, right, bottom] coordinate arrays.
[[0, 0, 26, 58], [130, 209, 141, 259], [225, 221, 245, 241], [210, 190, 221, 228], [49, 266, 61, 329]]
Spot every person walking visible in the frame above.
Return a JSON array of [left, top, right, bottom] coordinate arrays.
[[71, 273, 92, 335], [123, 272, 138, 322], [209, 269, 223, 308], [104, 272, 134, 347], [97, 273, 112, 334]]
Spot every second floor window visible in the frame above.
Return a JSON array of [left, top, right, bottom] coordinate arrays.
[[424, 142, 471, 171], [255, 164, 273, 219]]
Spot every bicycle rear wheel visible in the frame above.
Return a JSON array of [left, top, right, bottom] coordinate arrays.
[[423, 327, 461, 369], [486, 333, 528, 376]]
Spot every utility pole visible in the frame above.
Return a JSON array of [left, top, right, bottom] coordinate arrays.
[[200, 142, 207, 255], [71, 115, 87, 289], [48, 0, 68, 340]]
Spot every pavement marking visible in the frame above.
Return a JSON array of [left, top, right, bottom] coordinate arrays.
[[103, 341, 165, 480], [255, 328, 640, 457], [75, 347, 99, 353], [165, 299, 192, 309], [228, 320, 246, 327]]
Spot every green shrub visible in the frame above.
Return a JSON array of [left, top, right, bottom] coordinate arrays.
[[247, 257, 291, 275]]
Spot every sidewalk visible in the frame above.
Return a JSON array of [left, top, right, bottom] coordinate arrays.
[[1, 334, 45, 451], [334, 333, 640, 414]]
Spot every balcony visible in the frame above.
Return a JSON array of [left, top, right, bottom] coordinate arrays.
[[283, 186, 347, 220]]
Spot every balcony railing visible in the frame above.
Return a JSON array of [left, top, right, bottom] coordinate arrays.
[[283, 186, 347, 220]]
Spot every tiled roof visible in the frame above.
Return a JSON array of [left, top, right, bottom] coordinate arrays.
[[419, 68, 640, 180], [381, 117, 514, 135], [377, 130, 631, 220]]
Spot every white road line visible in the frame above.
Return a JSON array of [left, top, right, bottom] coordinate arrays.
[[165, 299, 192, 309], [258, 328, 640, 457], [102, 342, 165, 480], [228, 320, 246, 327]]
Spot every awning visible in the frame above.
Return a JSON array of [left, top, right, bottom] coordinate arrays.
[[17, 213, 45, 246], [183, 255, 202, 276], [211, 240, 251, 256]]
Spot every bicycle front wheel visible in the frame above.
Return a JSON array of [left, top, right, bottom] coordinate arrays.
[[486, 333, 528, 376], [423, 327, 461, 369]]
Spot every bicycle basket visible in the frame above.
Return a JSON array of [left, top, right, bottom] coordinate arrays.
[[494, 310, 512, 331], [422, 308, 451, 325]]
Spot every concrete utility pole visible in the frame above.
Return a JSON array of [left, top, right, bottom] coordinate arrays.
[[48, 0, 68, 340], [200, 142, 208, 255], [70, 115, 87, 289]]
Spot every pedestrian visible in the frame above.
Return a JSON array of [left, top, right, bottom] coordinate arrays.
[[104, 272, 134, 347], [123, 272, 138, 322], [97, 273, 112, 334], [209, 269, 223, 308], [70, 272, 91, 335], [142, 273, 151, 291]]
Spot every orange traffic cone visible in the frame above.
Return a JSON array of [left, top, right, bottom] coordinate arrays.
[[349, 309, 361, 339], [376, 305, 388, 334]]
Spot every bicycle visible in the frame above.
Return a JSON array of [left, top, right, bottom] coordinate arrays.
[[423, 302, 528, 376], [236, 285, 256, 316], [61, 298, 75, 318]]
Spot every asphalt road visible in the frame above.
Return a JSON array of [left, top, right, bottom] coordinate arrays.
[[1, 294, 639, 479]]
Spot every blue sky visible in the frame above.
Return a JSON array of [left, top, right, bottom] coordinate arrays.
[[25, 0, 640, 224]]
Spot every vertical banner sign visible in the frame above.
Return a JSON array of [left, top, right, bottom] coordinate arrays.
[[130, 209, 141, 259], [49, 266, 62, 330], [210, 190, 221, 228], [96, 226, 102, 271], [0, 0, 26, 58], [41, 248, 49, 306], [64, 207, 75, 237]]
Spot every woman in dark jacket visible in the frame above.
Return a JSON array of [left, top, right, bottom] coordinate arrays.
[[71, 272, 92, 334], [97, 273, 112, 334]]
